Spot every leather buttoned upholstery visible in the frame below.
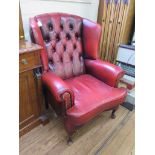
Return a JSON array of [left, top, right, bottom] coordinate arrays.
[[34, 13, 85, 79], [30, 13, 127, 137]]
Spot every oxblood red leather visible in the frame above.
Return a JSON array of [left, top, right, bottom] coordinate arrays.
[[42, 71, 74, 104], [85, 59, 125, 87], [65, 74, 127, 125], [29, 13, 127, 137], [30, 17, 49, 71], [30, 13, 85, 79], [82, 19, 101, 59]]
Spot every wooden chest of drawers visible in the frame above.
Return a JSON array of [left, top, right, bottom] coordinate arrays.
[[19, 50, 40, 72], [19, 40, 48, 136]]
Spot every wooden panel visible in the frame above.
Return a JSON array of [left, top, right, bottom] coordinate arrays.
[[19, 71, 39, 130], [19, 51, 40, 73], [101, 0, 112, 59], [19, 40, 42, 73], [121, 0, 135, 44], [108, 0, 121, 62], [105, 0, 116, 61], [19, 40, 42, 54], [97, 0, 135, 63], [112, 0, 126, 62], [97, 0, 104, 25], [19, 4, 24, 40], [98, 0, 108, 58], [19, 40, 49, 137]]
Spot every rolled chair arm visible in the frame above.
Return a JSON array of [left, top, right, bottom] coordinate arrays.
[[85, 59, 125, 87], [42, 71, 74, 110]]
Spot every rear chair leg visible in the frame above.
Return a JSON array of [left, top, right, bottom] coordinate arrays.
[[111, 106, 119, 119]]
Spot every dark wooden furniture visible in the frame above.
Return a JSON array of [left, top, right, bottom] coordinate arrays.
[[19, 40, 49, 137]]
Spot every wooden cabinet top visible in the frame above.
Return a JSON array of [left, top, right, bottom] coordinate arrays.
[[19, 40, 42, 73], [19, 40, 42, 54]]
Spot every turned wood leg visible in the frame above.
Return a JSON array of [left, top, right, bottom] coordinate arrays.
[[65, 120, 75, 144], [111, 109, 116, 119], [111, 106, 119, 119], [67, 135, 73, 145]]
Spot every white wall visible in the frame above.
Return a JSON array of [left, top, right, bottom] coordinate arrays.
[[20, 0, 100, 40]]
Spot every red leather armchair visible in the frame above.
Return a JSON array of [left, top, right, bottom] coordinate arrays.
[[29, 13, 127, 142]]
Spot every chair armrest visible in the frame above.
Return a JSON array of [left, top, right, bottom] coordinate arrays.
[[42, 71, 74, 110], [85, 59, 125, 87]]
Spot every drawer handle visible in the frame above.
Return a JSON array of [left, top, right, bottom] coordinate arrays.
[[21, 59, 28, 65]]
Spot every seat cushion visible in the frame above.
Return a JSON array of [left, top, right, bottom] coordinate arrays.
[[65, 74, 127, 125]]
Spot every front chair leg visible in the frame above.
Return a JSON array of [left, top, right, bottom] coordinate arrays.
[[64, 120, 75, 145], [67, 135, 73, 145], [111, 106, 119, 119]]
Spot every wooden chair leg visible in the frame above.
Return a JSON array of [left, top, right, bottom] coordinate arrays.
[[67, 135, 73, 145], [111, 106, 119, 119], [111, 109, 116, 119], [65, 121, 75, 145]]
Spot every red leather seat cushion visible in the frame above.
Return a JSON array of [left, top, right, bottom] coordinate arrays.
[[65, 74, 127, 125]]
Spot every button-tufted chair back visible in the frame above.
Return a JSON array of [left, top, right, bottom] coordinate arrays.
[[30, 13, 86, 79]]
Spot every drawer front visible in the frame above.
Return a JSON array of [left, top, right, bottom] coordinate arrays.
[[19, 50, 41, 72]]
